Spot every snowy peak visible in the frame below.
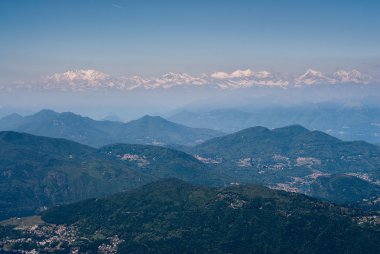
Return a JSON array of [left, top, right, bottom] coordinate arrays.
[[333, 69, 369, 84], [294, 69, 335, 85], [48, 69, 109, 83], [146, 72, 208, 89], [45, 69, 113, 91], [6, 68, 374, 92], [209, 69, 288, 89], [210, 69, 271, 79], [294, 69, 370, 86]]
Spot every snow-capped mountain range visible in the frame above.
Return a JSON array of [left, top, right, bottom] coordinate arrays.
[[1, 68, 374, 91]]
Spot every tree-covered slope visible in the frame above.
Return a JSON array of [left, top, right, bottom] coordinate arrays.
[[98, 143, 221, 185], [0, 131, 151, 220], [190, 125, 380, 178], [40, 178, 380, 254], [306, 174, 380, 203], [1, 125, 380, 220], [0, 132, 217, 220], [188, 125, 380, 202]]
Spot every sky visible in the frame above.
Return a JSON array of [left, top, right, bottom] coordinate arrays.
[[1, 0, 379, 81], [0, 0, 379, 117]]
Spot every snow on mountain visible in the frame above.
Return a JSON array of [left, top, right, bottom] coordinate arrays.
[[210, 71, 231, 79], [294, 69, 371, 86], [254, 70, 272, 79], [208, 69, 287, 89], [144, 72, 208, 89], [294, 69, 336, 86], [45, 69, 113, 91], [44, 71, 208, 90], [48, 69, 109, 82], [211, 78, 289, 89], [3, 68, 374, 91], [118, 76, 149, 90], [210, 69, 272, 79], [333, 69, 369, 84]]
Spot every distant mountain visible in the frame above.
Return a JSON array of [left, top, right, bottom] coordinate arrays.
[[189, 125, 380, 202], [0, 109, 113, 147], [0, 113, 24, 128], [9, 68, 373, 92], [0, 107, 33, 119], [100, 115, 123, 122], [0, 110, 223, 147], [0, 132, 215, 220], [118, 115, 224, 146], [169, 109, 251, 132], [23, 179, 379, 253], [169, 104, 380, 143]]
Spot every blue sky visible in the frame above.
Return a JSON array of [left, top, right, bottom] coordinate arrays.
[[0, 0, 379, 83]]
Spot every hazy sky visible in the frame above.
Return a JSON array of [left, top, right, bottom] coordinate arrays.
[[1, 0, 379, 84]]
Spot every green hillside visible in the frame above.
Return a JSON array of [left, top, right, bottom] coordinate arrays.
[[0, 131, 150, 220], [188, 125, 380, 203], [36, 179, 380, 254], [1, 125, 380, 220], [98, 143, 221, 185], [306, 174, 380, 203], [0, 132, 216, 220]]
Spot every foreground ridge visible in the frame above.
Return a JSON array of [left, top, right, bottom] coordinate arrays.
[[2, 179, 378, 253]]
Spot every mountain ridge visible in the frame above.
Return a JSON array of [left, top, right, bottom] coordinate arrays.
[[169, 105, 380, 143], [34, 178, 380, 254], [0, 131, 218, 220], [189, 124, 380, 202], [0, 110, 224, 147]]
